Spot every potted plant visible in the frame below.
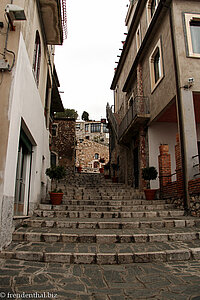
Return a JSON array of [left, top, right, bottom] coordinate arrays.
[[77, 165, 82, 173], [99, 167, 104, 173], [111, 163, 119, 183], [142, 166, 158, 200], [46, 166, 66, 205], [99, 158, 105, 163]]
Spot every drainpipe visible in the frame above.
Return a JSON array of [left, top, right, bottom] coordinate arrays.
[[169, 6, 190, 213], [46, 87, 52, 130]]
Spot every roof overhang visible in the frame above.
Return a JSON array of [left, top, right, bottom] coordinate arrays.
[[110, 0, 172, 91], [38, 0, 63, 45], [51, 84, 64, 113], [51, 66, 64, 113], [110, 0, 146, 90]]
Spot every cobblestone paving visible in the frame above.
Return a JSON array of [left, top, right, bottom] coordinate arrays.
[[0, 259, 200, 299]]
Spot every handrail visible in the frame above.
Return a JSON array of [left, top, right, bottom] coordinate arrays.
[[192, 154, 200, 159], [159, 172, 176, 179]]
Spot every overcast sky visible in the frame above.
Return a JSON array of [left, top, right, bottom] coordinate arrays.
[[55, 0, 128, 121]]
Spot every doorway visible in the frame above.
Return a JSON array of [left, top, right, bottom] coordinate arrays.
[[14, 131, 32, 216], [133, 147, 139, 188]]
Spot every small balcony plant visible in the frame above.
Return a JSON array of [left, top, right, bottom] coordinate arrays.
[[99, 158, 105, 163], [46, 165, 66, 205], [142, 166, 158, 200], [77, 164, 82, 173]]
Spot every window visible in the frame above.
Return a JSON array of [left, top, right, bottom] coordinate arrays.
[[51, 152, 57, 167], [190, 20, 200, 54], [51, 124, 58, 137], [147, 0, 159, 24], [95, 153, 99, 159], [85, 124, 89, 132], [91, 123, 101, 133], [151, 0, 156, 17], [185, 14, 200, 58], [149, 39, 164, 92], [33, 31, 41, 86], [154, 48, 161, 83]]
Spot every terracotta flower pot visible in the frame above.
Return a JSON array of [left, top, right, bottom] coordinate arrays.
[[112, 177, 118, 183], [144, 189, 157, 200], [49, 192, 63, 205], [77, 166, 82, 173]]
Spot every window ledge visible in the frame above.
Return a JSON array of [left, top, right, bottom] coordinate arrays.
[[151, 75, 164, 94]]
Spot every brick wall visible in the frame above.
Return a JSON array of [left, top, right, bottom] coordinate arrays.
[[51, 117, 76, 171], [158, 134, 200, 215]]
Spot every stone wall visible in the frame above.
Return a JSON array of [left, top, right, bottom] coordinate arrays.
[[76, 139, 109, 172], [51, 118, 76, 172]]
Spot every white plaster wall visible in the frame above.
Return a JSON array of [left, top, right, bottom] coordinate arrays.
[[0, 33, 50, 249], [148, 122, 178, 189]]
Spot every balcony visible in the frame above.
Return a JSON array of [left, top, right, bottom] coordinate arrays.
[[38, 0, 64, 45], [118, 96, 150, 144]]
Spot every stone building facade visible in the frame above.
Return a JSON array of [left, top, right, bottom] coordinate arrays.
[[76, 120, 109, 146], [75, 119, 109, 173], [76, 139, 109, 173], [107, 0, 200, 212], [50, 118, 76, 173]]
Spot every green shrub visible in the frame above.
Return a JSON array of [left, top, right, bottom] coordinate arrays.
[[46, 166, 66, 181], [142, 167, 158, 181]]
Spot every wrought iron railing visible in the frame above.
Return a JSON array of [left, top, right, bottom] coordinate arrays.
[[118, 96, 150, 140]]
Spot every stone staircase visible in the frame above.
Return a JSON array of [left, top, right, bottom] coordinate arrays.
[[1, 173, 200, 264]]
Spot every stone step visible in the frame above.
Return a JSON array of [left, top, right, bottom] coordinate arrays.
[[12, 227, 200, 243], [63, 194, 145, 201], [34, 209, 185, 219], [22, 217, 200, 229], [60, 199, 167, 206], [1, 240, 200, 264], [63, 195, 145, 200], [65, 192, 145, 197], [37, 204, 176, 212]]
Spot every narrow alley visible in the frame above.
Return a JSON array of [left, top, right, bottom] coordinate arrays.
[[1, 0, 200, 299]]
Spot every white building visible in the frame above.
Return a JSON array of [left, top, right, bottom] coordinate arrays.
[[0, 0, 66, 249]]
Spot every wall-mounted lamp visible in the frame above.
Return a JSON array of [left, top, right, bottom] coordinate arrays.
[[183, 77, 195, 90], [5, 4, 26, 30]]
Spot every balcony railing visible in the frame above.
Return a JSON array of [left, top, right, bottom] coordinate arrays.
[[118, 96, 150, 141]]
